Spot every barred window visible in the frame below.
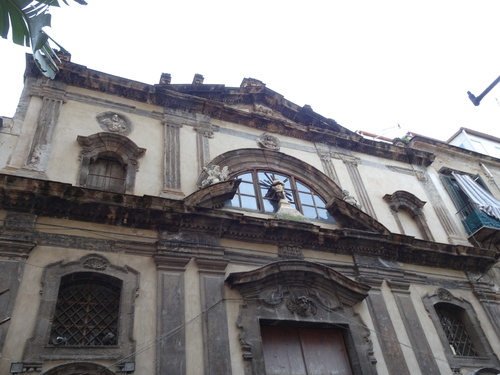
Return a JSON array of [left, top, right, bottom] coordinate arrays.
[[435, 303, 478, 357], [227, 170, 334, 221], [49, 272, 121, 347]]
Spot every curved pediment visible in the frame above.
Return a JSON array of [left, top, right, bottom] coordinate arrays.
[[226, 260, 370, 308]]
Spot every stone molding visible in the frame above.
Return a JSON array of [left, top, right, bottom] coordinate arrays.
[[423, 288, 500, 369], [77, 132, 146, 194], [23, 254, 139, 363], [383, 190, 434, 241], [226, 261, 376, 375]]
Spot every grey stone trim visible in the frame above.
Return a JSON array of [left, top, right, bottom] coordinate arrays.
[[422, 288, 500, 369], [154, 254, 191, 375], [196, 258, 232, 375], [25, 83, 67, 173], [23, 253, 139, 363], [226, 261, 377, 375], [163, 117, 182, 192], [0, 260, 25, 351], [65, 90, 164, 119], [337, 154, 377, 219], [385, 165, 416, 175], [387, 280, 440, 374], [217, 127, 317, 153], [360, 277, 411, 375], [0, 212, 38, 349]]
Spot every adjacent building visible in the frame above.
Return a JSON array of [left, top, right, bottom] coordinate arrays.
[[1, 54, 500, 375]]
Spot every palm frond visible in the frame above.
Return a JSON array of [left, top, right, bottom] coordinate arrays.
[[0, 0, 86, 78]]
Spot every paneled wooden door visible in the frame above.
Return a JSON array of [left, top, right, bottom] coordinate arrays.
[[261, 325, 353, 375]]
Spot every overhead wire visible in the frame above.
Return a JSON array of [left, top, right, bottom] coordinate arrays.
[[0, 218, 493, 372]]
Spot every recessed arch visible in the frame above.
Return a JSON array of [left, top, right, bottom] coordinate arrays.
[[384, 190, 434, 240]]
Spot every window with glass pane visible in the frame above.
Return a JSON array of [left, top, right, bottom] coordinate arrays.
[[435, 303, 478, 357], [50, 272, 121, 346], [227, 169, 334, 222]]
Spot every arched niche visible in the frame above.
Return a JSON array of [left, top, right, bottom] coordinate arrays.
[[383, 190, 434, 240], [77, 133, 146, 194], [226, 260, 377, 375]]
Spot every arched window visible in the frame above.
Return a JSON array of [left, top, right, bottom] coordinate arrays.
[[23, 254, 139, 363], [226, 170, 334, 221], [50, 272, 121, 347]]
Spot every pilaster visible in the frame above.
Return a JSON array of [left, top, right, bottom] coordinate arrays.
[[153, 253, 191, 375], [25, 82, 67, 175], [162, 116, 183, 195], [196, 258, 232, 375], [337, 154, 377, 218], [387, 280, 440, 374], [360, 276, 411, 375]]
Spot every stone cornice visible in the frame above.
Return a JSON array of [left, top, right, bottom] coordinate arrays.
[[1, 173, 497, 272], [24, 56, 435, 167]]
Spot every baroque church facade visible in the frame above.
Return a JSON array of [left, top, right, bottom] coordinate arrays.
[[1, 55, 500, 374]]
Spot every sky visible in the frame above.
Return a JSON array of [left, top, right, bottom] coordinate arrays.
[[1, 0, 500, 142]]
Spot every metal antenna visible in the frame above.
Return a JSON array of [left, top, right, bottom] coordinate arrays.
[[467, 75, 500, 106]]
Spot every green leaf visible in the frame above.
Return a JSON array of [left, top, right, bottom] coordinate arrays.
[[1, 0, 87, 78]]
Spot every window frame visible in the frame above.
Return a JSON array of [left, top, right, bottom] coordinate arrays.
[[23, 254, 139, 362], [423, 288, 499, 369], [49, 272, 122, 347], [227, 168, 334, 222], [77, 133, 146, 194]]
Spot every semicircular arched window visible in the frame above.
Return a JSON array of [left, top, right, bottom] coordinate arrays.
[[226, 170, 334, 221]]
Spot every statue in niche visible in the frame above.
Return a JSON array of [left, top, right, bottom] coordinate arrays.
[[200, 165, 229, 189], [342, 189, 360, 208]]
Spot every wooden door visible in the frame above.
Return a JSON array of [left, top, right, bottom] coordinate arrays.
[[261, 325, 353, 375]]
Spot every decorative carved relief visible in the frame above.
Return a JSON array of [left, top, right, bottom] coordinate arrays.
[[437, 288, 453, 301], [255, 104, 273, 116], [342, 190, 360, 209], [278, 244, 304, 259], [97, 112, 132, 136], [286, 294, 318, 317], [257, 133, 280, 150], [82, 256, 109, 270], [226, 261, 375, 375], [200, 165, 229, 189]]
